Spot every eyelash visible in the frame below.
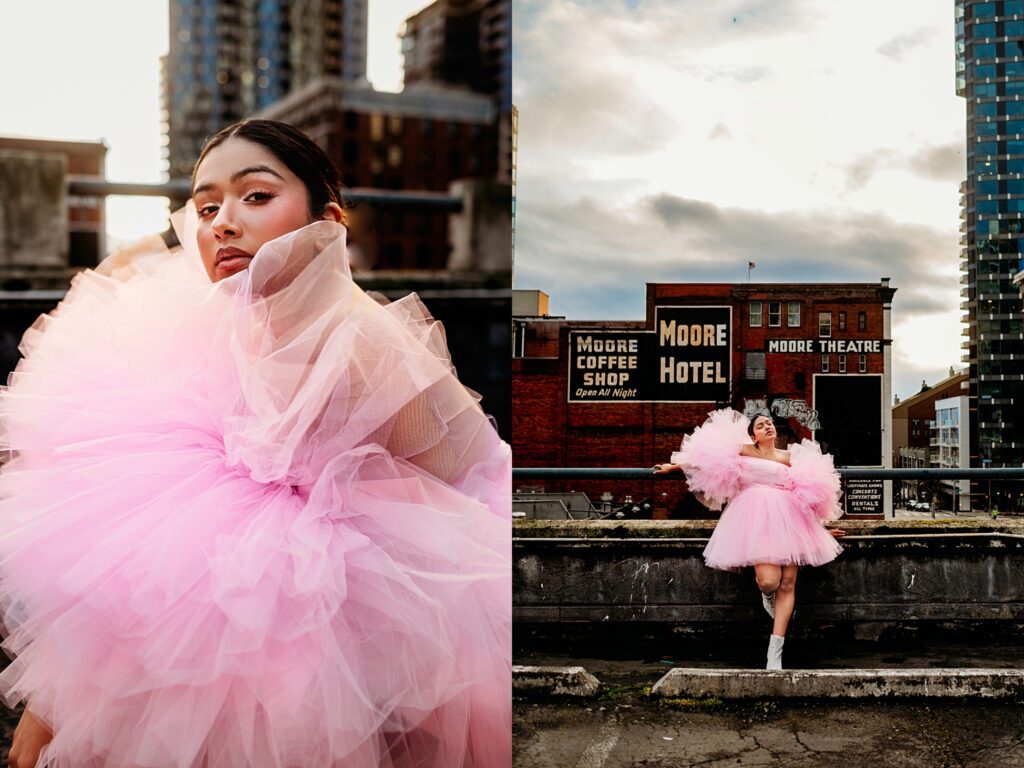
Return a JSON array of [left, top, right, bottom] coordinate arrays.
[[197, 189, 275, 218]]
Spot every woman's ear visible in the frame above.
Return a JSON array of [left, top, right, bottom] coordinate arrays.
[[322, 202, 344, 223]]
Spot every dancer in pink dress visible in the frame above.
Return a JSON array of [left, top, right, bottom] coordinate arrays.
[[656, 409, 844, 670], [1, 120, 510, 768]]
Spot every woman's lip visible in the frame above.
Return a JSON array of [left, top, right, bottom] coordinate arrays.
[[215, 255, 252, 272], [216, 247, 254, 265]]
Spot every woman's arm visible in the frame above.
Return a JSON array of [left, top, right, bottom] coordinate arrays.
[[653, 463, 682, 474]]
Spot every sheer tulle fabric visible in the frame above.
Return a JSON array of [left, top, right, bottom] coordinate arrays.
[[673, 408, 842, 572], [0, 208, 511, 767]]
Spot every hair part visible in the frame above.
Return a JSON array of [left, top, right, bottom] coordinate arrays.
[[191, 119, 344, 221]]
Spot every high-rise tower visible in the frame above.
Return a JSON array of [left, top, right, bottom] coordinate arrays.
[[400, 0, 512, 182], [164, 0, 368, 179], [956, 0, 1024, 510]]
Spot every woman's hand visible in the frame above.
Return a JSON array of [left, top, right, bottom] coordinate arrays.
[[828, 528, 847, 538], [9, 710, 52, 768], [653, 463, 682, 474]]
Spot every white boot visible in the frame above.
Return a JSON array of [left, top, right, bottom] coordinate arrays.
[[766, 634, 785, 670], [761, 591, 776, 619]]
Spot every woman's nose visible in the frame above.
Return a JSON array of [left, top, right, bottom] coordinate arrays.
[[212, 201, 240, 239]]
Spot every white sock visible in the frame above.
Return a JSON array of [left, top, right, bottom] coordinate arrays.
[[766, 634, 785, 670]]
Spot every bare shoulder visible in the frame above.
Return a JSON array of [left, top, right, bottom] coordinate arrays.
[[739, 444, 758, 457], [780, 449, 792, 466]]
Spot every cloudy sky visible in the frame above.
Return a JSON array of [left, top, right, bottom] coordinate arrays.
[[513, 0, 967, 401], [0, 0, 430, 241]]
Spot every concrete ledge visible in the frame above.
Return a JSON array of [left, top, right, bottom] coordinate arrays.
[[651, 667, 1024, 699], [513, 665, 602, 697]]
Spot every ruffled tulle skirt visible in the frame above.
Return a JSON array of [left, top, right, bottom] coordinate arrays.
[[0, 219, 511, 767], [703, 485, 842, 572]]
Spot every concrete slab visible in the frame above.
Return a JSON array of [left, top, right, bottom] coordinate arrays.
[[513, 665, 602, 697], [651, 667, 1024, 698]]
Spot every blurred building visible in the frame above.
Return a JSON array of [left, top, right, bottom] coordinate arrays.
[[256, 77, 498, 270], [0, 136, 106, 277], [401, 0, 512, 183], [164, 0, 368, 179], [513, 281, 895, 518], [955, 1, 1024, 500], [0, 137, 108, 379], [892, 370, 970, 510]]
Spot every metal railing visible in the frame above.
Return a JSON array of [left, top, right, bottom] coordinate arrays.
[[512, 467, 1024, 480]]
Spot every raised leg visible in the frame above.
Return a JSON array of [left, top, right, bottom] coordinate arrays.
[[753, 564, 781, 595], [772, 565, 799, 637]]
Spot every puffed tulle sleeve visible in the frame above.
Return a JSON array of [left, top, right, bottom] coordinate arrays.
[[0, 205, 511, 767], [671, 408, 751, 511], [788, 439, 843, 521]]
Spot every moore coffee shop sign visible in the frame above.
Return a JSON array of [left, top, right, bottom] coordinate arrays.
[[568, 306, 732, 402]]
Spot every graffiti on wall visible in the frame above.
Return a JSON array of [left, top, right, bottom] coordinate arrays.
[[771, 398, 821, 430], [742, 397, 821, 431]]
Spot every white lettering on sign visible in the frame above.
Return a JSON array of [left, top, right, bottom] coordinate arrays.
[[816, 339, 882, 354], [575, 336, 639, 354], [767, 339, 882, 354], [659, 320, 728, 347], [659, 358, 728, 384], [767, 339, 813, 353], [575, 355, 639, 370], [582, 372, 631, 386]]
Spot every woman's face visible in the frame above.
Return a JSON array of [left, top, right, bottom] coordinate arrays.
[[192, 137, 333, 282], [751, 416, 776, 443]]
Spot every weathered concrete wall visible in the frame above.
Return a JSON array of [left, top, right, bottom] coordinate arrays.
[[0, 150, 67, 267], [447, 179, 512, 273], [514, 519, 1024, 623]]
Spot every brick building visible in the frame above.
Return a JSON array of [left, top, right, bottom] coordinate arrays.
[[513, 280, 896, 517], [255, 77, 498, 271]]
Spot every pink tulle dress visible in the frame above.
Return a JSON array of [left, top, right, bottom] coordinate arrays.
[[0, 208, 511, 767], [672, 408, 842, 572]]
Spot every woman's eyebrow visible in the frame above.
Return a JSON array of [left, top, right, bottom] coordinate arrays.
[[193, 165, 285, 196]]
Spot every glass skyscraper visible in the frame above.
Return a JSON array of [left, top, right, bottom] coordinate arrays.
[[164, 0, 368, 180], [956, 0, 1024, 508]]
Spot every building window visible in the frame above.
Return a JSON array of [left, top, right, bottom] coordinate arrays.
[[768, 301, 782, 327], [819, 312, 832, 337], [749, 302, 762, 327], [370, 113, 385, 142], [838, 354, 847, 373], [838, 311, 846, 331], [858, 311, 867, 331], [859, 354, 867, 373], [821, 354, 829, 373], [745, 352, 766, 380], [787, 302, 801, 327]]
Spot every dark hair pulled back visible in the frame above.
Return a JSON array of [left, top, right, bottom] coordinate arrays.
[[191, 119, 343, 218]]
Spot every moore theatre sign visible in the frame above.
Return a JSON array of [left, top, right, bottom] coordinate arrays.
[[568, 306, 732, 402]]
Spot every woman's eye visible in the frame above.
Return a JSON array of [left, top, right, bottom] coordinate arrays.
[[197, 205, 217, 217], [245, 190, 274, 202]]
